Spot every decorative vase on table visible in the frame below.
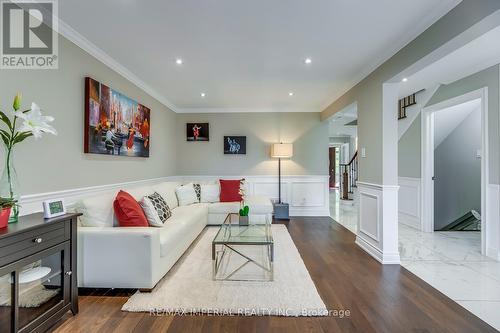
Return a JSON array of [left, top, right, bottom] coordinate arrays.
[[0, 93, 57, 224], [0, 144, 20, 223]]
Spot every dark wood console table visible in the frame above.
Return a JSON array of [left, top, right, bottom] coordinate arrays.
[[0, 213, 80, 333]]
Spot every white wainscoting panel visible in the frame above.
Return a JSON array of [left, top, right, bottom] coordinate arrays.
[[356, 182, 400, 264], [19, 175, 329, 217], [398, 177, 421, 230], [359, 192, 379, 242], [18, 176, 177, 216], [486, 184, 500, 260], [180, 175, 330, 216]]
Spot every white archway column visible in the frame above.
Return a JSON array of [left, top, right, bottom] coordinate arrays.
[[355, 83, 400, 264]]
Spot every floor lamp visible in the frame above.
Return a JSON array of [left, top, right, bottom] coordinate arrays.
[[271, 143, 293, 219]]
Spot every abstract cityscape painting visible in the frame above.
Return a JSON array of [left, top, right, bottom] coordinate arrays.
[[84, 77, 151, 157], [186, 123, 209, 141], [224, 136, 246, 154]]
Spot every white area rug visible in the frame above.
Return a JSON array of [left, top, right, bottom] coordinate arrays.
[[122, 225, 328, 316]]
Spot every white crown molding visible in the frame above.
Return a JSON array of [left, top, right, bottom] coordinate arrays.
[[176, 107, 320, 114], [55, 17, 179, 113]]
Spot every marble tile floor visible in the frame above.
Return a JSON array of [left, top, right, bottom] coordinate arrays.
[[329, 188, 358, 234], [329, 190, 500, 331]]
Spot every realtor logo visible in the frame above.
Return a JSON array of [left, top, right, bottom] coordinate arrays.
[[1, 0, 58, 69]]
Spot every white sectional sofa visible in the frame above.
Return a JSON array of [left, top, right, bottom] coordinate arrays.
[[75, 181, 273, 289]]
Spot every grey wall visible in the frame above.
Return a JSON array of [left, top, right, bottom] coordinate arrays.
[[176, 113, 328, 176], [397, 65, 500, 183], [427, 65, 500, 184], [434, 108, 481, 229], [321, 0, 500, 185], [398, 114, 421, 178], [0, 36, 177, 195]]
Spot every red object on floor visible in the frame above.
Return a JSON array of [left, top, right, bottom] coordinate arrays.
[[113, 190, 148, 227], [219, 179, 242, 202], [0, 207, 11, 229]]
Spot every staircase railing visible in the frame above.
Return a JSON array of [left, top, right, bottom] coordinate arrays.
[[340, 151, 358, 200]]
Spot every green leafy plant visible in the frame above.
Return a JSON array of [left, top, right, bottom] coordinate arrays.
[[239, 205, 249, 217], [0, 197, 17, 209], [238, 178, 249, 216]]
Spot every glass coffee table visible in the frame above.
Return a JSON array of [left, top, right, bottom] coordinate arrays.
[[212, 213, 274, 281]]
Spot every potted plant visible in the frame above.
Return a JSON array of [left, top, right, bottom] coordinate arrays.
[[0, 197, 17, 228], [238, 179, 249, 226], [0, 93, 57, 223]]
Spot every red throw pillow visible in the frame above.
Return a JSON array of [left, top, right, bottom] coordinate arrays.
[[219, 179, 242, 202], [114, 190, 149, 227]]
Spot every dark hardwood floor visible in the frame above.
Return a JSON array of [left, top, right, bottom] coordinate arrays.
[[50, 217, 497, 333]]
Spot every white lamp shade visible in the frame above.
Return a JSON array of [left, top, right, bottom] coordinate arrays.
[[271, 143, 293, 158]]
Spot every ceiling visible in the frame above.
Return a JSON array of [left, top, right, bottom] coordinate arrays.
[[59, 0, 460, 113], [398, 24, 500, 98], [434, 99, 480, 148]]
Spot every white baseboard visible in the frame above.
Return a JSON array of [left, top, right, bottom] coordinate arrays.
[[19, 175, 329, 217], [355, 235, 401, 264]]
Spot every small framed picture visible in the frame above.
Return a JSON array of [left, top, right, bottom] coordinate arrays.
[[43, 198, 66, 219], [224, 136, 246, 154], [186, 123, 209, 141]]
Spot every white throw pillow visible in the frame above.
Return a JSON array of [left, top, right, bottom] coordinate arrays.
[[200, 184, 220, 203], [175, 183, 198, 206], [140, 192, 172, 227], [77, 192, 116, 227], [152, 181, 181, 209]]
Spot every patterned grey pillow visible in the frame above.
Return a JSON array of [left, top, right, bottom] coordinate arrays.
[[140, 192, 172, 227], [193, 184, 201, 202]]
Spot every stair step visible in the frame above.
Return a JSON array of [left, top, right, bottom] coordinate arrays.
[[439, 211, 480, 231]]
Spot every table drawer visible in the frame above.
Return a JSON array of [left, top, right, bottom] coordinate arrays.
[[0, 221, 69, 266]]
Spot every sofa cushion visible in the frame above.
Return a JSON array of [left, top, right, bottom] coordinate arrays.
[[175, 183, 198, 206], [77, 192, 116, 227], [127, 186, 153, 201], [114, 191, 149, 227], [140, 192, 172, 227], [219, 179, 242, 202], [200, 183, 220, 203], [208, 201, 240, 214], [152, 181, 181, 209], [193, 183, 201, 202], [158, 204, 208, 257], [176, 183, 198, 206]]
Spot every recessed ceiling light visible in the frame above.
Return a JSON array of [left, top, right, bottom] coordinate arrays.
[[200, 92, 206, 98], [304, 58, 312, 64], [402, 77, 408, 82], [288, 92, 294, 96], [175, 58, 183, 65]]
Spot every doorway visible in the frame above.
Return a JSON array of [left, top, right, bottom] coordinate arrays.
[[433, 99, 481, 232], [421, 89, 489, 255], [329, 146, 341, 188], [329, 147, 336, 188]]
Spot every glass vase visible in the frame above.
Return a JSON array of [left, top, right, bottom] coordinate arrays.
[[0, 144, 20, 223]]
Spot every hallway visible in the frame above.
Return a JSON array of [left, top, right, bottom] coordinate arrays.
[[329, 189, 357, 234], [329, 191, 500, 330]]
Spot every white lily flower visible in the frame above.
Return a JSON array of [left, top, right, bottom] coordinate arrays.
[[15, 103, 57, 139]]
